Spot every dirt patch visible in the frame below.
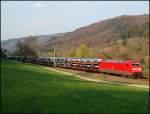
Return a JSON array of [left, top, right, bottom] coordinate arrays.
[[48, 67, 149, 86]]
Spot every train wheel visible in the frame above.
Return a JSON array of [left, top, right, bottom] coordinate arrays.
[[125, 75, 129, 78]]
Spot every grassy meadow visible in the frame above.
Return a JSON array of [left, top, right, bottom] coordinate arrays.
[[1, 59, 149, 113]]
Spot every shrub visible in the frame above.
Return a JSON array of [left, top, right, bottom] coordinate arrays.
[[130, 42, 142, 51], [141, 58, 145, 65]]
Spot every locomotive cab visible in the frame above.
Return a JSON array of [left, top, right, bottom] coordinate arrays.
[[129, 61, 142, 78]]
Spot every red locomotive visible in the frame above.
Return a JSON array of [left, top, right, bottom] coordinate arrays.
[[99, 59, 142, 78]]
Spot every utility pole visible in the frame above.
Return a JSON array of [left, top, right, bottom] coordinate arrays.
[[54, 48, 55, 67], [37, 47, 39, 64]]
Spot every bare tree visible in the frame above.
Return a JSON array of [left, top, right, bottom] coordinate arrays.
[[15, 36, 38, 57]]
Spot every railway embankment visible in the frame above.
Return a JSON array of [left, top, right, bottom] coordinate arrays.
[[44, 67, 149, 89]]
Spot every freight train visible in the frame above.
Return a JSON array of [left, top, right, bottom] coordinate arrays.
[[6, 56, 143, 78]]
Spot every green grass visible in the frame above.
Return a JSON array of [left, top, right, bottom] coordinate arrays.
[[1, 59, 149, 113]]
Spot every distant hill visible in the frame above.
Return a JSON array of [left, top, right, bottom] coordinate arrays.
[[1, 33, 64, 54]]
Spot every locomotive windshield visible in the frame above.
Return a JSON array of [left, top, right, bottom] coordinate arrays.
[[132, 63, 140, 66]]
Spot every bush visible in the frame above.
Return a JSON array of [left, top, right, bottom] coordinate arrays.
[[102, 51, 112, 58], [141, 58, 145, 65], [130, 42, 142, 51], [75, 44, 91, 57], [122, 52, 129, 59]]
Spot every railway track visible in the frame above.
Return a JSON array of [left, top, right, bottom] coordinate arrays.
[[7, 56, 143, 78]]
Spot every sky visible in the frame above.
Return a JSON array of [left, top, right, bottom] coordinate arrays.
[[1, 1, 149, 40]]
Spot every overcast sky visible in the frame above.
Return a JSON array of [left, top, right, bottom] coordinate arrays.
[[1, 1, 149, 40]]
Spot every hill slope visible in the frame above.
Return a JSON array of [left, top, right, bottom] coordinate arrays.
[[47, 14, 149, 55]]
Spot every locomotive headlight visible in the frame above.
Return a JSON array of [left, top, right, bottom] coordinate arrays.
[[132, 68, 136, 70], [137, 68, 141, 71], [132, 68, 141, 71]]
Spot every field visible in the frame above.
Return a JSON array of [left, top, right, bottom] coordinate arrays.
[[1, 59, 149, 113]]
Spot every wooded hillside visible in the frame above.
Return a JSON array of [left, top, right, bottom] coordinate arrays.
[[45, 14, 149, 57]]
